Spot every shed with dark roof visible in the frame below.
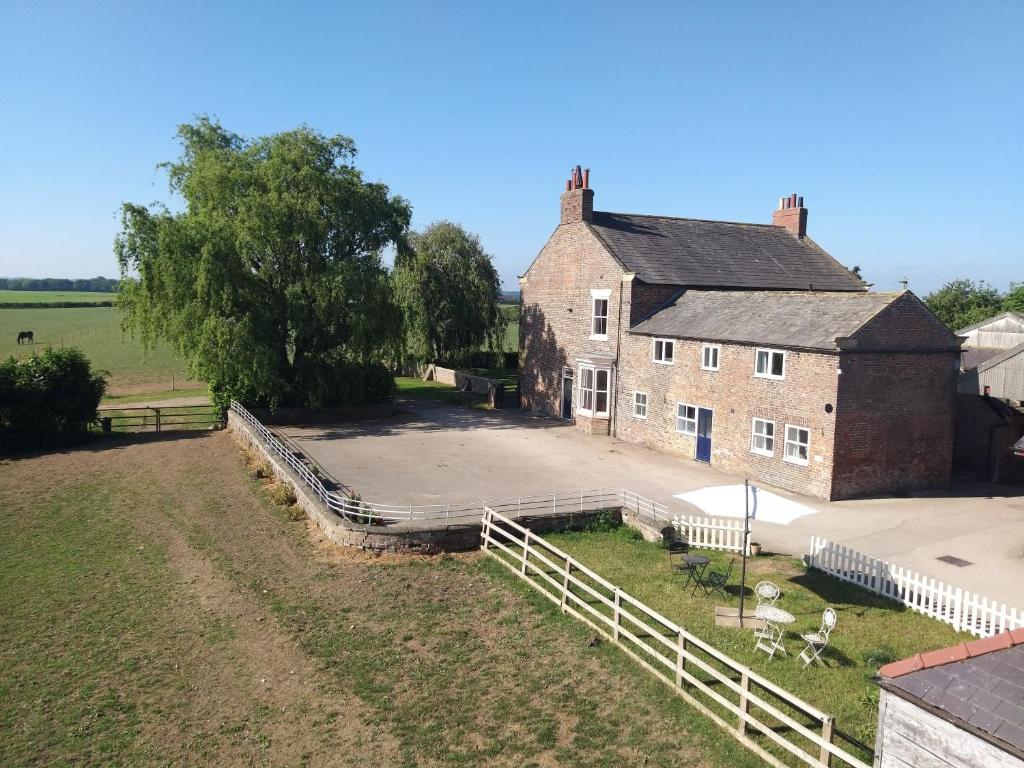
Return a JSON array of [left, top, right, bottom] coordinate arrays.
[[875, 629, 1024, 767]]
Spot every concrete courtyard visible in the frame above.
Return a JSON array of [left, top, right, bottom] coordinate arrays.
[[281, 401, 1024, 607]]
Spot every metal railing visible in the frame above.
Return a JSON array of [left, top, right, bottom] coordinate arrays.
[[229, 400, 662, 528]]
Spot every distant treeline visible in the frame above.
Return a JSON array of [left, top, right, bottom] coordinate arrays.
[[0, 277, 119, 292], [0, 301, 115, 309]]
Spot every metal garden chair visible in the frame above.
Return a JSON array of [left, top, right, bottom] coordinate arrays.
[[703, 558, 735, 599], [753, 581, 781, 639], [798, 607, 837, 667], [662, 526, 690, 570]]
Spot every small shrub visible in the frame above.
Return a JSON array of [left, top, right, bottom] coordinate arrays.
[[266, 484, 297, 507], [254, 462, 273, 479], [286, 506, 305, 522], [861, 646, 899, 669], [581, 508, 622, 534]]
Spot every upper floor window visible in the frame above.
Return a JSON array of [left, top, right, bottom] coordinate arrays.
[[578, 365, 610, 417], [751, 418, 774, 456], [755, 348, 786, 380], [701, 344, 720, 371], [784, 424, 810, 465], [633, 391, 648, 419], [675, 403, 696, 435], [653, 338, 675, 364], [590, 289, 611, 340]]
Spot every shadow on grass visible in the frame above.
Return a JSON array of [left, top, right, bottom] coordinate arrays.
[[1, 428, 217, 463], [789, 569, 908, 614]]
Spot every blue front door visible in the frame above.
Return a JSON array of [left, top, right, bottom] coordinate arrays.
[[696, 408, 713, 463]]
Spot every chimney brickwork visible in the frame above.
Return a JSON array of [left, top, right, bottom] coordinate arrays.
[[560, 165, 593, 225], [772, 193, 807, 237]]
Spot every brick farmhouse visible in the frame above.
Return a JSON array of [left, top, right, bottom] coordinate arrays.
[[519, 167, 963, 500]]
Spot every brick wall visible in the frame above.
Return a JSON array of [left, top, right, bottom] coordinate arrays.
[[831, 351, 957, 498], [519, 223, 624, 422], [615, 335, 841, 498], [628, 280, 683, 326]]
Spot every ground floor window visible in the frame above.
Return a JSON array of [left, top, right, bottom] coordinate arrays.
[[675, 403, 696, 435], [633, 391, 647, 419], [578, 365, 610, 417], [751, 418, 774, 455], [784, 424, 810, 465]]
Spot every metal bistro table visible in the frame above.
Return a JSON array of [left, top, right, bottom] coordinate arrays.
[[755, 604, 795, 658], [679, 554, 711, 595]]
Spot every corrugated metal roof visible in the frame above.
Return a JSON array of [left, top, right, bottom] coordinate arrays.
[[588, 212, 866, 291], [629, 290, 901, 350]]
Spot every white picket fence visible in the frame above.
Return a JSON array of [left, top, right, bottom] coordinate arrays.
[[675, 514, 748, 554], [482, 507, 871, 768], [808, 537, 1024, 638]]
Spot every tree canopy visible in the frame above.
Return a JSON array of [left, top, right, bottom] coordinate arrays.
[[394, 221, 504, 365], [115, 118, 410, 407], [923, 279, 1008, 330]]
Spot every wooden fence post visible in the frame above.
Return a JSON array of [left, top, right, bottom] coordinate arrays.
[[819, 715, 834, 767], [613, 588, 621, 642], [737, 671, 750, 736], [675, 632, 687, 689], [560, 559, 571, 612]]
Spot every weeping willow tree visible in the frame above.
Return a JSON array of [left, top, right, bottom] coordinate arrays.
[[115, 117, 410, 407], [394, 221, 505, 366]]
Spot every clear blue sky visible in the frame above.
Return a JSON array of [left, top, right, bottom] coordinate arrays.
[[1, 0, 1020, 295]]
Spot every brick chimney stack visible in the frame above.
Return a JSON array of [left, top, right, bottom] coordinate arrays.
[[560, 165, 594, 225], [772, 193, 807, 238]]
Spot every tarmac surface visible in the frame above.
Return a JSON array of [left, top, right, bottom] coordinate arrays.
[[281, 400, 1024, 607]]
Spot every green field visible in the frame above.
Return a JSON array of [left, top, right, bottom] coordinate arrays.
[[0, 290, 117, 303], [0, 306, 197, 394], [498, 302, 518, 352]]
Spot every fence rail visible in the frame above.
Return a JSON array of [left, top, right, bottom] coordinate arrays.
[[230, 400, 644, 528], [808, 537, 1024, 638], [93, 405, 224, 433], [482, 507, 871, 768], [675, 514, 748, 554]]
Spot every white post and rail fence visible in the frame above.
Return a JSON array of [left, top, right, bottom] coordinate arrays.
[[482, 506, 872, 768], [808, 537, 1023, 639]]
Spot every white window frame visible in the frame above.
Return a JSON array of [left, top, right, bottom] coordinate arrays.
[[653, 338, 675, 365], [750, 418, 775, 456], [633, 391, 648, 419], [755, 348, 786, 380], [577, 364, 610, 417], [784, 424, 810, 466], [675, 402, 696, 435], [589, 289, 611, 341], [701, 343, 721, 371]]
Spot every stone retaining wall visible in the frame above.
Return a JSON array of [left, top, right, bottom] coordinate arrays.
[[424, 365, 499, 396], [228, 409, 617, 554]]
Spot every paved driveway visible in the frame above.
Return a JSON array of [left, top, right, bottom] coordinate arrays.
[[281, 401, 1024, 607]]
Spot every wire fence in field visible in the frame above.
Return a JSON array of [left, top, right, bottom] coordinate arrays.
[[482, 507, 872, 768]]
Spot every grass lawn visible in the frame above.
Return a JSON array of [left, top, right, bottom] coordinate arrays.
[[497, 303, 519, 353], [0, 431, 764, 767], [0, 289, 117, 303], [396, 376, 491, 408], [101, 387, 209, 405], [0, 306, 196, 394], [540, 527, 972, 756]]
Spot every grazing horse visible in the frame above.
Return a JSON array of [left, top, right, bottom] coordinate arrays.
[[17, 331, 33, 344]]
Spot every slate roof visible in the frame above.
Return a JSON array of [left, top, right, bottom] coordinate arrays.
[[878, 629, 1024, 757], [588, 212, 866, 291], [629, 290, 902, 350]]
